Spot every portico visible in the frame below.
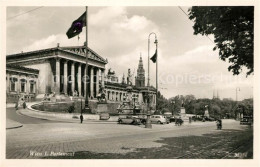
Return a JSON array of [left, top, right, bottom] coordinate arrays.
[[6, 45, 107, 99]]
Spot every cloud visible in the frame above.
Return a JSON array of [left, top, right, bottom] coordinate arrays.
[[88, 7, 159, 59]]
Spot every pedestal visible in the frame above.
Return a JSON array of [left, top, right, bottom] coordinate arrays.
[[204, 109, 210, 117], [180, 107, 189, 122], [180, 107, 186, 117], [96, 102, 108, 114], [145, 114, 152, 128]]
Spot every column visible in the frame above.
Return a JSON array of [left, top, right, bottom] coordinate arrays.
[[96, 68, 100, 97], [121, 92, 124, 101], [101, 69, 105, 88], [55, 58, 60, 93], [77, 63, 82, 96], [6, 73, 10, 93], [26, 76, 30, 94], [17, 75, 20, 93], [83, 65, 86, 97], [34, 78, 37, 94], [71, 62, 75, 94], [107, 90, 109, 100], [64, 60, 68, 95], [90, 66, 94, 98]]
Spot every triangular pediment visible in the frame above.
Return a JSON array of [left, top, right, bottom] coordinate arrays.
[[60, 46, 107, 64]]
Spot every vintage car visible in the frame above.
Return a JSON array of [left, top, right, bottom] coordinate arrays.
[[118, 115, 142, 125], [169, 116, 177, 123], [240, 115, 253, 125], [150, 115, 168, 124]]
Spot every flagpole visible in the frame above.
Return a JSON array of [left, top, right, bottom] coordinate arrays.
[[84, 6, 90, 113], [145, 34, 152, 128]]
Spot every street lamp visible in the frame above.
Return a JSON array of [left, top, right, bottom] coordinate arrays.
[[146, 32, 157, 129]]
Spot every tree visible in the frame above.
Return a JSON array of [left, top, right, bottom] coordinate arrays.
[[184, 95, 196, 114], [188, 7, 254, 75], [210, 104, 221, 118]]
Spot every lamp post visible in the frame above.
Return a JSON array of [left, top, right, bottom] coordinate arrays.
[[146, 32, 157, 128]]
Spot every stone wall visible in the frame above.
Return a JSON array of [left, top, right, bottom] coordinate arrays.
[[31, 100, 121, 114]]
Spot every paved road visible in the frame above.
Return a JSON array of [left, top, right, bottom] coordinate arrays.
[[6, 108, 248, 159], [6, 108, 60, 124]]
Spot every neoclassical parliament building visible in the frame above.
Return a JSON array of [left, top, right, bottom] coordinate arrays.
[[6, 44, 156, 109]]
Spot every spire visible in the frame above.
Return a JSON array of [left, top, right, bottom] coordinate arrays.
[[138, 52, 143, 68], [217, 89, 219, 99], [213, 89, 215, 99], [136, 52, 145, 87]]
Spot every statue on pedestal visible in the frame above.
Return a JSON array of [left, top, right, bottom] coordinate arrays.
[[97, 82, 107, 103], [127, 69, 134, 86]]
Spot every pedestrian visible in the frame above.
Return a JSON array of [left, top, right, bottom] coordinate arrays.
[[80, 114, 83, 123]]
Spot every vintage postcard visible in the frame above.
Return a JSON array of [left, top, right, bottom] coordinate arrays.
[[1, 0, 259, 167]]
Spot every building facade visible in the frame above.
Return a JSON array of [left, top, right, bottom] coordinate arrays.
[[6, 45, 156, 109], [6, 64, 39, 102]]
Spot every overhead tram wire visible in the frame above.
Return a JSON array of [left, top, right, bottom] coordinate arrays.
[[7, 6, 44, 20], [178, 6, 215, 44]]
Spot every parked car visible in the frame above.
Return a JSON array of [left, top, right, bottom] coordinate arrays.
[[150, 115, 167, 124], [165, 116, 170, 124], [100, 113, 110, 120], [240, 115, 253, 125], [169, 116, 176, 123], [118, 115, 142, 125]]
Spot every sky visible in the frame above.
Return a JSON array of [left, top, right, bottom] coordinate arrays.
[[6, 6, 254, 100]]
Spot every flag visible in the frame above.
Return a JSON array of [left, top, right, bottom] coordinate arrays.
[[66, 12, 86, 39], [150, 49, 157, 63]]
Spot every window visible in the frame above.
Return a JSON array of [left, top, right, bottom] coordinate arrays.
[[30, 83, 34, 93], [20, 78, 27, 92], [21, 82, 25, 92], [11, 82, 15, 91], [10, 77, 17, 91]]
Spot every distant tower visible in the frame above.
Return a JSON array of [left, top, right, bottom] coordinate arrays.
[[217, 89, 219, 99], [213, 89, 216, 99], [135, 53, 145, 87]]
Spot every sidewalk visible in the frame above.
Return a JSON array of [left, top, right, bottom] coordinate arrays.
[[6, 119, 23, 129]]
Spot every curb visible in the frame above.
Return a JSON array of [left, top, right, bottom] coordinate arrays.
[[6, 125, 23, 130]]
